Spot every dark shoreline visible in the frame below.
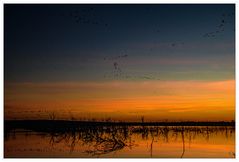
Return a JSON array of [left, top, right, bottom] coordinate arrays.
[[4, 119, 235, 130]]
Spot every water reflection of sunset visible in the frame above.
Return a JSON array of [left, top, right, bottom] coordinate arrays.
[[5, 126, 235, 158]]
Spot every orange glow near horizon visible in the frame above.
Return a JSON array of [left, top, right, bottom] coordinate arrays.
[[4, 80, 235, 121]]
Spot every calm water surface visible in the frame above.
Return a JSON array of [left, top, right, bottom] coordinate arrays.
[[5, 126, 235, 158]]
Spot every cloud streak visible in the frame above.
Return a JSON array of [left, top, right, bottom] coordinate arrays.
[[5, 80, 235, 121]]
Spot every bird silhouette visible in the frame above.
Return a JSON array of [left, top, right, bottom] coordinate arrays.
[[113, 62, 118, 70]]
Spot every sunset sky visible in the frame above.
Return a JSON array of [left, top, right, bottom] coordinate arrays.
[[4, 4, 235, 121]]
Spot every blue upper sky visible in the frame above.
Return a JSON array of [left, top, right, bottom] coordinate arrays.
[[4, 4, 235, 82]]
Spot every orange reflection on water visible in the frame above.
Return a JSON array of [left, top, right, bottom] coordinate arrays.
[[5, 126, 235, 158]]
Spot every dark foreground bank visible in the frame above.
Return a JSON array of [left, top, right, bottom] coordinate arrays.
[[4, 120, 235, 133]]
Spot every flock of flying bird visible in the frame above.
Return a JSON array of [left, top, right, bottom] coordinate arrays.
[[69, 8, 110, 31], [203, 12, 235, 38], [103, 52, 161, 80], [64, 8, 235, 80]]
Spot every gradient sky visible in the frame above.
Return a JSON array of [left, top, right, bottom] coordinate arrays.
[[4, 4, 235, 121]]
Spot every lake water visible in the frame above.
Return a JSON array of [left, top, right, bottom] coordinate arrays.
[[4, 126, 235, 158]]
